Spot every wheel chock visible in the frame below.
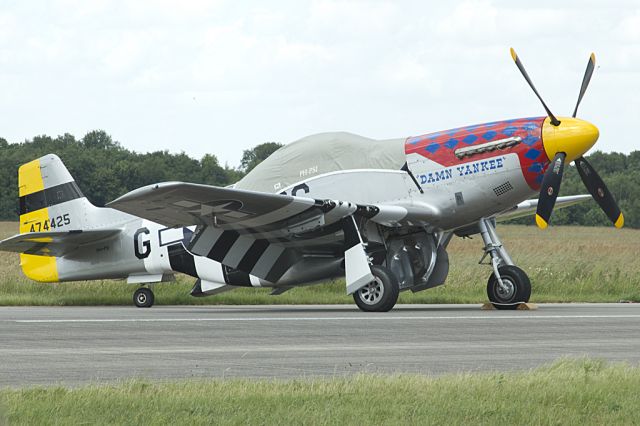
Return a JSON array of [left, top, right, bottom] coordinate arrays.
[[481, 303, 538, 310], [517, 303, 538, 310]]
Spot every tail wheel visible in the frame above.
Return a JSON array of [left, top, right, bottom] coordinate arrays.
[[486, 265, 531, 310], [353, 265, 400, 312], [133, 287, 154, 308]]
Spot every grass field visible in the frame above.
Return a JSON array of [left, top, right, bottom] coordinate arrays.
[[0, 358, 638, 425], [1, 221, 639, 305]]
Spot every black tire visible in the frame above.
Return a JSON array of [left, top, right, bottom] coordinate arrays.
[[486, 265, 531, 310], [133, 287, 154, 308], [353, 265, 400, 312]]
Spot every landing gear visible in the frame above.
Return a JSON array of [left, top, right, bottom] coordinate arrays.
[[478, 218, 531, 310], [486, 265, 531, 310], [353, 265, 399, 312], [133, 287, 154, 308]]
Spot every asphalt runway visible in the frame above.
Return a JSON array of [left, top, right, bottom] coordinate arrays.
[[1, 303, 639, 387]]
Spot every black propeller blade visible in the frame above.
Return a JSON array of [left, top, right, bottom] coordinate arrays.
[[510, 48, 561, 126], [575, 156, 625, 228], [536, 152, 566, 229], [572, 53, 596, 118]]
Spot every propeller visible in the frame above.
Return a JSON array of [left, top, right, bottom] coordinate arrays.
[[535, 152, 565, 229], [510, 48, 624, 229], [572, 53, 596, 118], [510, 48, 560, 126], [575, 157, 624, 228]]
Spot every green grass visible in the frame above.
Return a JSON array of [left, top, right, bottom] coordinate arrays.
[[1, 222, 639, 305], [0, 358, 638, 425]]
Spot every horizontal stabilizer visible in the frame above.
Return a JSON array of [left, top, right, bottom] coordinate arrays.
[[0, 229, 121, 257]]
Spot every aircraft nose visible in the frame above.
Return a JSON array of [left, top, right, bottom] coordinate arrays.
[[541, 117, 599, 162]]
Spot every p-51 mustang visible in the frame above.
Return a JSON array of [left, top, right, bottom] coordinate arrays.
[[0, 49, 623, 311]]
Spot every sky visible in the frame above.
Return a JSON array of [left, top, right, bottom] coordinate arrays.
[[1, 0, 639, 167]]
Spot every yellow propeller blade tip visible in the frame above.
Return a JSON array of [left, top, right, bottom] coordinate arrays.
[[535, 214, 548, 229], [590, 52, 596, 65], [614, 213, 624, 229], [510, 47, 517, 61]]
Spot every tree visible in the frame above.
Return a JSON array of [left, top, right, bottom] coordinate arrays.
[[240, 142, 283, 173], [200, 154, 230, 186], [82, 130, 120, 150]]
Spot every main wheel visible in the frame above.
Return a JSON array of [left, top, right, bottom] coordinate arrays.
[[133, 287, 154, 308], [486, 265, 531, 310], [353, 265, 400, 312]]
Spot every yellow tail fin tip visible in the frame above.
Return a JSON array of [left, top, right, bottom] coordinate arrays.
[[18, 159, 45, 197]]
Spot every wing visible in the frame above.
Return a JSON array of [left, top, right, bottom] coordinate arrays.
[[107, 181, 435, 232], [0, 229, 121, 257], [496, 194, 591, 222], [107, 182, 361, 240], [107, 181, 425, 291]]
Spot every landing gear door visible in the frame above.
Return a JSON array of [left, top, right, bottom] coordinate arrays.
[[343, 217, 374, 294]]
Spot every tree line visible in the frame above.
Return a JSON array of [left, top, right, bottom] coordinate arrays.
[[0, 130, 281, 220], [0, 131, 637, 228]]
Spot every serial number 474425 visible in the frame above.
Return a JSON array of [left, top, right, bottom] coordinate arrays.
[[29, 214, 71, 232]]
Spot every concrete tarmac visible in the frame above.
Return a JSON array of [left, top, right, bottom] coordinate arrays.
[[1, 303, 639, 387]]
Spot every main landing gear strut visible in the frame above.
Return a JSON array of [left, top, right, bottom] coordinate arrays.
[[478, 218, 531, 310]]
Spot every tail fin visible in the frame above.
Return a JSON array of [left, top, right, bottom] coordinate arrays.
[[18, 154, 97, 281]]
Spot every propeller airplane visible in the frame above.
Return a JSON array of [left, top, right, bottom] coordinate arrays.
[[0, 49, 623, 311]]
